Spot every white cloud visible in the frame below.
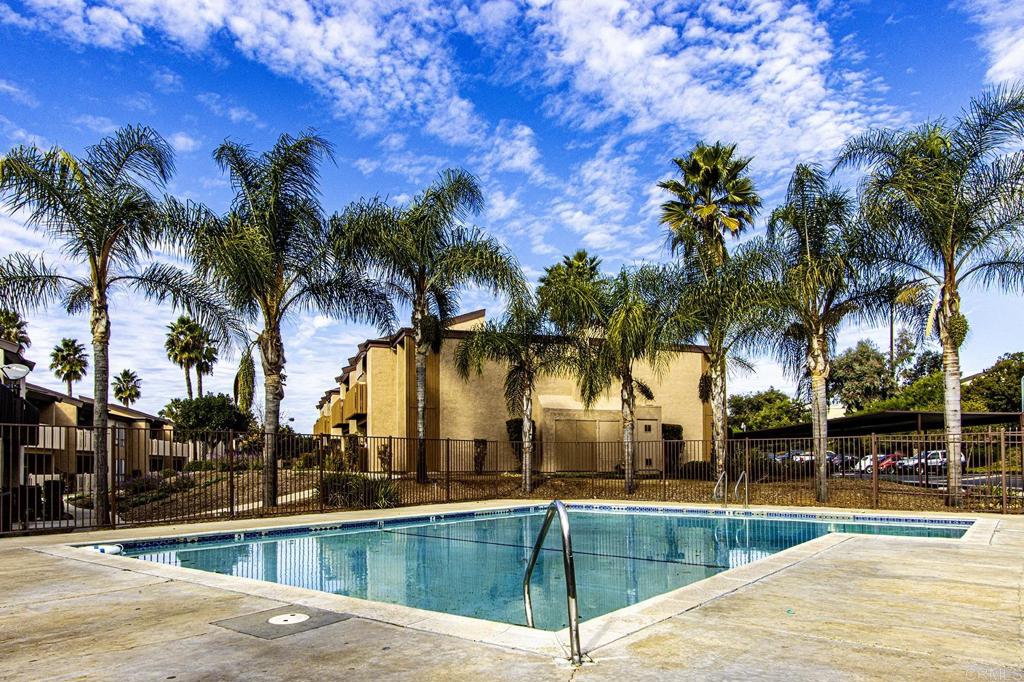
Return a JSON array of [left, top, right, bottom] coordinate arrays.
[[151, 66, 182, 93], [0, 115, 47, 147], [476, 120, 551, 183], [524, 0, 904, 178], [72, 114, 118, 134], [196, 92, 264, 127], [0, 78, 38, 106], [962, 0, 1024, 83], [167, 132, 201, 153]]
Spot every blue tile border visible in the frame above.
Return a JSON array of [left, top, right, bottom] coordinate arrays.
[[84, 502, 973, 555]]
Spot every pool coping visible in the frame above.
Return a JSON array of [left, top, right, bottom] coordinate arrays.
[[33, 501, 996, 662]]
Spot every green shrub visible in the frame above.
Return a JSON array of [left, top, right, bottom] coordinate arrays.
[[661, 423, 684, 440], [185, 460, 216, 472], [160, 468, 176, 479], [675, 460, 714, 480], [318, 472, 399, 509]]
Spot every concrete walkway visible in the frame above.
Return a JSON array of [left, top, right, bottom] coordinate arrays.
[[0, 501, 1021, 681]]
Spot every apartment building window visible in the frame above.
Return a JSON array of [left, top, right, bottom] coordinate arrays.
[[114, 427, 126, 448], [76, 454, 94, 474], [149, 457, 164, 473]]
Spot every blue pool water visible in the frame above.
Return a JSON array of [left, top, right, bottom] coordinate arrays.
[[119, 507, 968, 630]]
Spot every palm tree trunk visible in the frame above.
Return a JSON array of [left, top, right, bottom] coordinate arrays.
[[709, 355, 727, 478], [621, 370, 636, 495], [522, 388, 534, 494], [940, 332, 963, 506], [66, 379, 72, 397], [197, 370, 203, 398], [259, 327, 285, 509], [91, 295, 111, 526], [184, 366, 193, 399], [808, 341, 829, 503], [413, 303, 428, 484]]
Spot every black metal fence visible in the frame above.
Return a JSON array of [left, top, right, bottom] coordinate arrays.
[[1, 423, 1021, 536]]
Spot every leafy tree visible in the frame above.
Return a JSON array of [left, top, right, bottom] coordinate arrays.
[[454, 295, 574, 492], [865, 372, 988, 413], [165, 315, 204, 399], [112, 368, 141, 407], [342, 168, 524, 483], [0, 308, 30, 350], [728, 388, 809, 431], [767, 164, 886, 502], [161, 393, 253, 441], [891, 328, 918, 382], [540, 257, 679, 493], [963, 352, 1024, 412], [659, 141, 762, 265], [173, 131, 394, 509], [0, 125, 229, 525], [836, 85, 1024, 504], [673, 241, 776, 476], [50, 338, 88, 396], [828, 340, 896, 414], [233, 347, 255, 414], [902, 349, 942, 386]]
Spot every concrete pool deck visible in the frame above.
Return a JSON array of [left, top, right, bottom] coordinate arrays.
[[1, 500, 1021, 681]]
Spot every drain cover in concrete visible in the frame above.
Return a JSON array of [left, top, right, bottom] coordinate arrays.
[[213, 605, 352, 639]]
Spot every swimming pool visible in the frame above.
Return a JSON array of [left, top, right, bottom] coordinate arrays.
[[116, 505, 970, 631]]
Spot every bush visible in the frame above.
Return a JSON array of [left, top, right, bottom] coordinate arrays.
[[122, 474, 163, 496], [674, 460, 714, 480], [185, 460, 216, 472], [661, 423, 684, 441], [160, 468, 176, 479], [318, 472, 399, 509]]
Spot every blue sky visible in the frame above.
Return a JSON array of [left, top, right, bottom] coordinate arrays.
[[0, 0, 1021, 430]]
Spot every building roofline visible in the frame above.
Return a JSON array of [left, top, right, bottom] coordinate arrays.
[[25, 382, 168, 423]]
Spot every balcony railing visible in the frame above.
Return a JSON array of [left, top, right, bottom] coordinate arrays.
[[342, 383, 367, 421]]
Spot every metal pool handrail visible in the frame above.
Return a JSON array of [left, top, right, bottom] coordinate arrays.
[[733, 470, 748, 507], [713, 470, 728, 504], [523, 500, 581, 666]]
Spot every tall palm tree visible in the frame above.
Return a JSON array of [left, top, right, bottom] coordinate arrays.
[[674, 242, 776, 477], [767, 164, 886, 503], [176, 131, 394, 509], [835, 85, 1024, 504], [112, 368, 141, 407], [0, 308, 30, 351], [454, 295, 574, 492], [165, 315, 203, 399], [659, 141, 762, 266], [0, 126, 228, 525], [195, 339, 217, 397], [50, 338, 88, 396], [539, 256, 679, 494], [342, 169, 525, 483]]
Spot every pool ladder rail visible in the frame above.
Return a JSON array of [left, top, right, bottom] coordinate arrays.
[[522, 500, 582, 666], [713, 470, 750, 508]]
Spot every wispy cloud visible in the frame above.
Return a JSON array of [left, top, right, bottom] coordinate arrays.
[[962, 0, 1024, 83], [0, 78, 38, 106], [151, 66, 183, 93], [167, 132, 201, 153], [71, 114, 118, 134], [196, 92, 264, 127]]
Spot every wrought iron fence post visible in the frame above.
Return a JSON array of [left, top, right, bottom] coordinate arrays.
[[445, 438, 451, 503], [228, 430, 236, 518], [318, 435, 325, 513], [744, 438, 751, 507], [387, 435, 393, 480], [871, 433, 879, 509], [1000, 429, 1007, 514]]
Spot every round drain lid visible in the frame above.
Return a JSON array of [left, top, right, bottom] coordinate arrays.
[[267, 612, 310, 626]]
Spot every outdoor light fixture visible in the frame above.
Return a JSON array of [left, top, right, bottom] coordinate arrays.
[[0, 363, 31, 381]]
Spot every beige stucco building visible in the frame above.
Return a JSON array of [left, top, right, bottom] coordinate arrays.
[[314, 310, 712, 473]]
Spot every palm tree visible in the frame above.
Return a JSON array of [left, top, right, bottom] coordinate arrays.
[[50, 338, 88, 396], [539, 256, 679, 494], [835, 85, 1024, 504], [0, 309, 30, 351], [165, 315, 203, 399], [112, 368, 141, 407], [673, 242, 776, 478], [195, 339, 217, 397], [767, 164, 886, 503], [342, 168, 525, 483], [454, 295, 574, 492], [659, 141, 762, 266], [0, 125, 230, 526], [233, 346, 255, 414], [176, 131, 394, 509]]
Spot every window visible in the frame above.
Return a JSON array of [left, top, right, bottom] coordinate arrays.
[[643, 424, 652, 433], [113, 427, 126, 448], [76, 454, 94, 474], [149, 457, 164, 473]]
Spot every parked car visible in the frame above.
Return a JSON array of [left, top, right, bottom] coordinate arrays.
[[878, 453, 909, 473], [910, 450, 966, 474], [828, 452, 858, 470], [856, 453, 900, 475], [790, 450, 837, 464]]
